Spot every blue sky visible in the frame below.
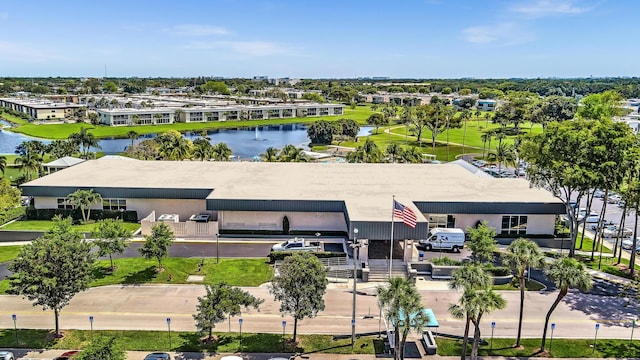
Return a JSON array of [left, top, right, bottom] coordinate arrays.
[[0, 0, 637, 78]]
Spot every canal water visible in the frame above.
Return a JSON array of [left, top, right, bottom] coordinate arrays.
[[0, 120, 373, 158]]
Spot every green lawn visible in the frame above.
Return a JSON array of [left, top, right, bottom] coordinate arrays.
[[0, 245, 21, 263], [0, 111, 29, 125], [575, 232, 612, 254], [574, 254, 640, 279], [492, 279, 546, 291], [7, 106, 375, 140], [436, 337, 640, 358], [0, 329, 377, 354], [0, 329, 638, 357], [0, 220, 141, 233], [90, 257, 273, 287]]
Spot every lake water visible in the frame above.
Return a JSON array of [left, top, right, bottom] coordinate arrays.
[[0, 121, 373, 158]]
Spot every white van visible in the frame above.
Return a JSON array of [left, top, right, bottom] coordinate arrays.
[[419, 228, 465, 252]]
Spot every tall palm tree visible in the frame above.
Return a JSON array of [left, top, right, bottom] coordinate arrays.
[[401, 147, 423, 164], [449, 264, 492, 360], [127, 131, 139, 150], [67, 189, 103, 222], [14, 152, 42, 181], [487, 143, 517, 171], [212, 142, 232, 161], [480, 133, 490, 160], [461, 109, 472, 156], [68, 127, 101, 159], [0, 155, 6, 176], [377, 277, 428, 360], [540, 256, 593, 352], [450, 288, 506, 360], [261, 147, 280, 162], [503, 238, 545, 347]]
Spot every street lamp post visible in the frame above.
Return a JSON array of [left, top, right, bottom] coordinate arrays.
[[350, 227, 360, 350], [12, 314, 18, 346], [490, 321, 496, 354], [351, 319, 356, 350], [238, 317, 243, 352], [216, 233, 220, 264], [631, 319, 636, 344], [593, 323, 600, 354], [282, 320, 287, 352], [550, 323, 556, 354], [166, 317, 172, 351], [89, 316, 94, 340]]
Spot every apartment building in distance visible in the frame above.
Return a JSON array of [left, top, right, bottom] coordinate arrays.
[[96, 103, 345, 126], [0, 97, 85, 121]]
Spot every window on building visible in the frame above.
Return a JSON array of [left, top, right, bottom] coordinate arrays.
[[501, 215, 527, 235], [428, 214, 456, 229], [103, 198, 127, 211], [57, 198, 73, 209]]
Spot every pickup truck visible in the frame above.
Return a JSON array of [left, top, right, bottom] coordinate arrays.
[[271, 238, 321, 252]]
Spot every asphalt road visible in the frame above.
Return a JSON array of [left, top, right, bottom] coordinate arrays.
[[0, 284, 637, 341]]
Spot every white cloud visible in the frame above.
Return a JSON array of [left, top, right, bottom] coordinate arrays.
[[183, 40, 295, 57], [462, 22, 533, 46], [168, 24, 230, 36], [510, 0, 590, 17]]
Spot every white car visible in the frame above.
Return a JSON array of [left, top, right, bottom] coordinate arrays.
[[0, 351, 14, 360], [603, 227, 633, 238], [584, 214, 600, 223], [621, 239, 634, 250]]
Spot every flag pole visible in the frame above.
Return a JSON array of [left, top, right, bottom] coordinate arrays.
[[389, 195, 395, 279]]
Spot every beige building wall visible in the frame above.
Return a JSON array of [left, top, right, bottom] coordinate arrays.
[[34, 197, 208, 221], [35, 108, 66, 120], [221, 211, 347, 231], [126, 199, 208, 221], [451, 214, 556, 235]]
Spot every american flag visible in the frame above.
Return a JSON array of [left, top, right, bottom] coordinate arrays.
[[393, 200, 417, 228]]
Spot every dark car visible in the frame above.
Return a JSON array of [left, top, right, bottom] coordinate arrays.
[[144, 353, 172, 360], [54, 351, 81, 360]]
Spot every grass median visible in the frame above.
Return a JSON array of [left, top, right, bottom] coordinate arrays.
[[0, 329, 638, 357], [0, 220, 141, 233]]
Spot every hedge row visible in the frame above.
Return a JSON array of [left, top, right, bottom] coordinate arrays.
[[25, 208, 138, 222], [268, 251, 346, 263], [0, 206, 26, 226]]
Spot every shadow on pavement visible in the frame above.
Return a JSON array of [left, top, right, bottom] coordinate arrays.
[[563, 291, 639, 327]]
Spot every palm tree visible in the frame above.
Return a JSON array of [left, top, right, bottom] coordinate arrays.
[[212, 142, 232, 161], [377, 277, 428, 360], [449, 264, 492, 360], [67, 189, 103, 222], [68, 127, 101, 159], [503, 238, 545, 347], [484, 112, 491, 128], [260, 147, 280, 162], [480, 133, 490, 160], [127, 131, 139, 150], [401, 147, 423, 164], [461, 109, 471, 156], [540, 256, 593, 352], [385, 143, 403, 163], [14, 152, 42, 181], [192, 138, 213, 161], [131, 114, 139, 125], [0, 155, 6, 176], [450, 288, 506, 360], [279, 144, 308, 162], [487, 143, 517, 171]]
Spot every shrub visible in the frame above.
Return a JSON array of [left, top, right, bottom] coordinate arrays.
[[0, 206, 26, 226], [484, 264, 511, 277], [431, 256, 462, 266], [25, 207, 138, 222]]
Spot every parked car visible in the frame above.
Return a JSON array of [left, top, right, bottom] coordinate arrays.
[[584, 214, 600, 223], [607, 194, 622, 204], [602, 226, 633, 238], [144, 353, 172, 360], [0, 351, 14, 360], [593, 189, 605, 198], [590, 221, 615, 231], [54, 351, 81, 360], [621, 239, 634, 250]]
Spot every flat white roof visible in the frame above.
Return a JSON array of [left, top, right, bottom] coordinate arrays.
[[24, 159, 561, 222]]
